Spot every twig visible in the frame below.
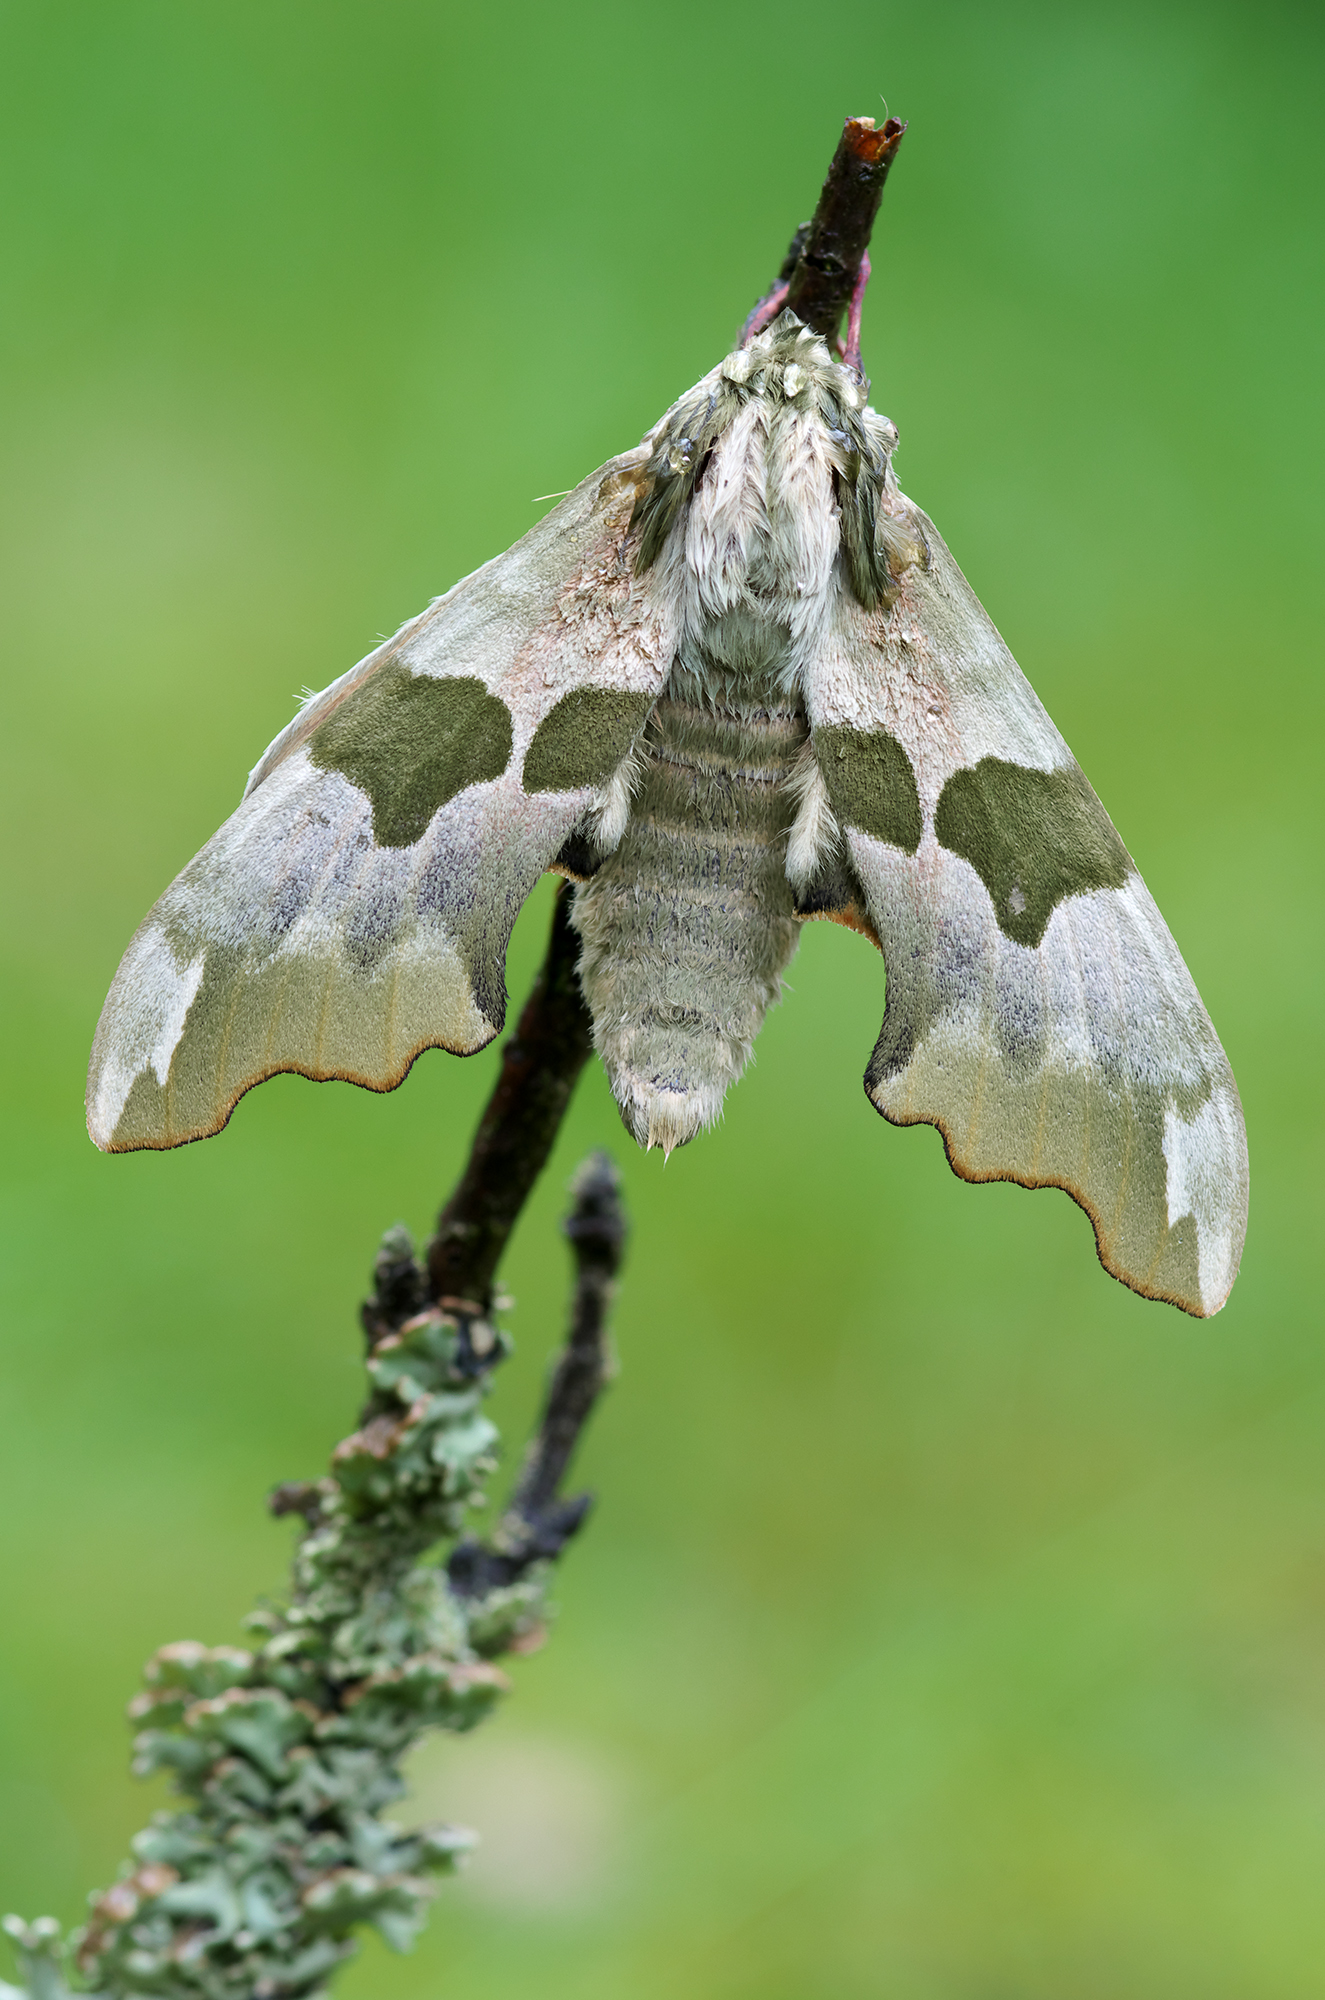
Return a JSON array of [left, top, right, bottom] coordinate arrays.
[[784, 115, 906, 341], [3, 111, 897, 2000], [739, 223, 810, 343], [743, 115, 906, 356], [8, 891, 620, 2000]]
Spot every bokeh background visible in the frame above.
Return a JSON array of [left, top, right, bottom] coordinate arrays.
[[2, 2, 1322, 1994]]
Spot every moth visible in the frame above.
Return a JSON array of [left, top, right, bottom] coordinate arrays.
[[87, 311, 1248, 1317]]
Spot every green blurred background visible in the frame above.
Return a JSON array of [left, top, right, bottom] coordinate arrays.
[[2, 1, 1322, 1993]]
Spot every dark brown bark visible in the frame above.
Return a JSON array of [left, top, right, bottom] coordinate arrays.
[[425, 882, 595, 1312], [782, 115, 907, 342]]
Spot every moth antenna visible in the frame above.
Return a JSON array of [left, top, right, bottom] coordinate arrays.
[[740, 280, 791, 347], [841, 252, 871, 380]]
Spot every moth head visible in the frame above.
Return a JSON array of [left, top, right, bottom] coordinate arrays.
[[727, 310, 851, 405], [628, 309, 918, 611]]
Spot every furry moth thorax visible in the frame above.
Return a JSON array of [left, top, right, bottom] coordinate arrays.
[[629, 313, 913, 615], [87, 310, 1249, 1319]]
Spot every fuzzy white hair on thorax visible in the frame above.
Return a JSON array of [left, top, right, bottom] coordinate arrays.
[[638, 314, 902, 700], [684, 397, 773, 619], [586, 735, 650, 854], [783, 739, 840, 890], [764, 405, 840, 604]]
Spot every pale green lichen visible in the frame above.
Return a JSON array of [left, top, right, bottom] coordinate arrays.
[[4, 1225, 565, 2000]]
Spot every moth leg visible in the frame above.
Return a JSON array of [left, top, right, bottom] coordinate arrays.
[[839, 252, 871, 377], [792, 857, 882, 951], [740, 279, 790, 345], [548, 829, 603, 884]]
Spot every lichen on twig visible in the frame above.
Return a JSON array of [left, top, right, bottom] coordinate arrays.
[[4, 892, 621, 2000]]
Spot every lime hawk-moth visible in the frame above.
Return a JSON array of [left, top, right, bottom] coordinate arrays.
[[86, 306, 1248, 1318]]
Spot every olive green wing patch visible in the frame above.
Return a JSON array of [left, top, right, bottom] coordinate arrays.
[[309, 668, 513, 848], [934, 755, 1130, 947], [523, 688, 657, 794], [813, 724, 922, 853]]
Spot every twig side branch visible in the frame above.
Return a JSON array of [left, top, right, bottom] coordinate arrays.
[[514, 1151, 624, 1521], [449, 1152, 625, 1599], [40, 1154, 627, 2000]]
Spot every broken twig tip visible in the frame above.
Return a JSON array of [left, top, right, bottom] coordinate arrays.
[[844, 114, 907, 167]]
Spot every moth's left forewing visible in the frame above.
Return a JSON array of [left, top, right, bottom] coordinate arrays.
[[802, 499, 1248, 1317]]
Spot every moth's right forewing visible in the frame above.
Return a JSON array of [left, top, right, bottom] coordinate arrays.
[[88, 448, 674, 1152], [802, 506, 1248, 1317], [245, 449, 657, 793]]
